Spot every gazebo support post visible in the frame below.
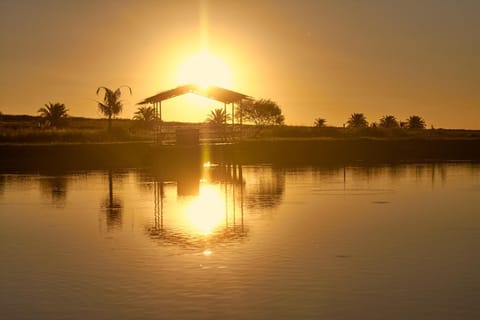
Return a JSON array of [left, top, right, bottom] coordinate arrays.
[[158, 101, 162, 144], [224, 102, 227, 141], [239, 101, 243, 140], [153, 101, 163, 144], [153, 102, 158, 143], [231, 102, 235, 140]]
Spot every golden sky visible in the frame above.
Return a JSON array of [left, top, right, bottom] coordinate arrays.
[[1, 0, 479, 128]]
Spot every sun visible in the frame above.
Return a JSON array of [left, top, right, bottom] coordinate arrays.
[[176, 50, 233, 89]]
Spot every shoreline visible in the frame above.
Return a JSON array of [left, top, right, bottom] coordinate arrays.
[[1, 138, 479, 171]]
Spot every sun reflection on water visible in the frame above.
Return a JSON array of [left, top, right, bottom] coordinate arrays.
[[145, 165, 251, 248], [183, 184, 225, 236]]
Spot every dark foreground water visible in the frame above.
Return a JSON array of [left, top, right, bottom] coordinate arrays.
[[1, 162, 479, 319]]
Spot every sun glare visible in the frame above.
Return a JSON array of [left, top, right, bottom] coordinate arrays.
[[184, 184, 225, 235], [176, 50, 233, 89]]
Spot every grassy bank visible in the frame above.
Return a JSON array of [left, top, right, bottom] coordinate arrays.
[[216, 139, 480, 164], [1, 114, 480, 143], [1, 139, 479, 172]]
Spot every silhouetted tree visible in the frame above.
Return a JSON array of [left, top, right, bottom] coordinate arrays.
[[235, 99, 252, 124], [314, 118, 326, 128], [38, 102, 69, 128], [133, 106, 155, 129], [133, 106, 155, 122], [379, 115, 399, 128], [96, 86, 132, 132], [346, 113, 368, 128], [242, 99, 284, 126], [406, 115, 426, 129], [207, 108, 230, 125], [207, 108, 230, 137]]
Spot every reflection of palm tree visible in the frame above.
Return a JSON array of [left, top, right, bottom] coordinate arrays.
[[347, 113, 368, 128], [102, 170, 123, 230], [96, 86, 132, 132], [39, 175, 68, 207], [38, 102, 69, 128]]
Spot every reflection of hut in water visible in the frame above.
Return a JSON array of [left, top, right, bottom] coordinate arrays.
[[145, 165, 249, 248], [208, 164, 245, 185], [146, 159, 202, 197], [244, 167, 285, 209], [177, 175, 200, 196]]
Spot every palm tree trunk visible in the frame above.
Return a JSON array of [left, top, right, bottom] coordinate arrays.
[[108, 115, 112, 134]]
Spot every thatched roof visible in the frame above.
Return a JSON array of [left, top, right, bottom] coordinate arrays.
[[138, 84, 251, 105]]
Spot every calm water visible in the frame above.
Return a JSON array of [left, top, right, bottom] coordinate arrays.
[[1, 163, 479, 319]]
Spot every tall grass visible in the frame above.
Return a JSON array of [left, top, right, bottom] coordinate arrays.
[[1, 114, 479, 143], [0, 127, 145, 143]]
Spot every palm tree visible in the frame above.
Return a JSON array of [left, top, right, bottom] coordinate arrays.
[[207, 108, 230, 127], [38, 102, 69, 128], [314, 118, 326, 128], [379, 115, 399, 128], [133, 106, 155, 122], [346, 113, 368, 128], [96, 86, 132, 132], [406, 115, 426, 129]]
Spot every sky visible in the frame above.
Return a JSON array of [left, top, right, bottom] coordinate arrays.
[[1, 0, 479, 128]]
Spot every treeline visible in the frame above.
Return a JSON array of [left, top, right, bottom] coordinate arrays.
[[315, 113, 427, 130], [0, 86, 426, 132], [1, 113, 479, 143], [2, 86, 480, 143]]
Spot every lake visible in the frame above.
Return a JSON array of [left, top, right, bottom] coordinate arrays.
[[1, 162, 479, 319]]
